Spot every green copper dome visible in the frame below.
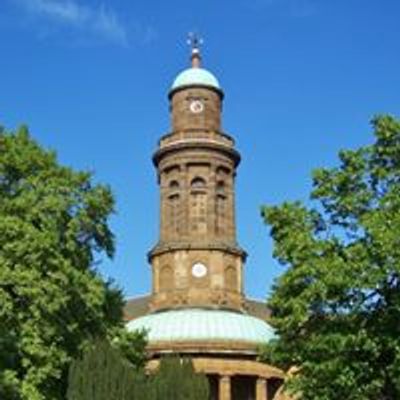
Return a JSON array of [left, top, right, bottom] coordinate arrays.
[[126, 308, 275, 344], [171, 68, 221, 91]]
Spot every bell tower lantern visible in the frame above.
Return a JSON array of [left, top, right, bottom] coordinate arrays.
[[149, 36, 247, 312], [169, 37, 222, 133]]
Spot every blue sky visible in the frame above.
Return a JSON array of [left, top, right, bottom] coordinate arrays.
[[1, 0, 399, 301]]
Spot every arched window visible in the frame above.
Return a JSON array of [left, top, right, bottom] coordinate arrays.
[[169, 180, 180, 191], [190, 177, 207, 234], [216, 181, 226, 235], [168, 193, 180, 235], [216, 166, 230, 180], [191, 177, 206, 190], [225, 266, 237, 291], [216, 181, 225, 194], [160, 266, 173, 291]]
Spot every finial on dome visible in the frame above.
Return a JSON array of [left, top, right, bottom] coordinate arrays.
[[187, 32, 203, 68]]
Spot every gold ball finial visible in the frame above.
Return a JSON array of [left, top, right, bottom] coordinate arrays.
[[187, 32, 203, 68]]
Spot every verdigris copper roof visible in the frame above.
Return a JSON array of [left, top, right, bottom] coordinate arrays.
[[124, 296, 271, 322], [171, 68, 220, 91], [126, 308, 275, 344]]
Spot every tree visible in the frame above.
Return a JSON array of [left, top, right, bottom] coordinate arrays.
[[67, 339, 150, 400], [260, 115, 400, 400], [67, 345, 209, 400], [151, 357, 210, 400], [0, 126, 144, 400]]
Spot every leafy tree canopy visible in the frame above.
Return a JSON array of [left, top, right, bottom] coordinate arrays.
[[261, 115, 400, 400], [0, 126, 146, 400]]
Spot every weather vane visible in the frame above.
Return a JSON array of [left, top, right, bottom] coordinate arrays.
[[187, 32, 203, 51], [187, 32, 203, 67]]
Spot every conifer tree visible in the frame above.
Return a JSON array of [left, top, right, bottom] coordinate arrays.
[[151, 357, 210, 400], [67, 339, 149, 400], [67, 344, 209, 400]]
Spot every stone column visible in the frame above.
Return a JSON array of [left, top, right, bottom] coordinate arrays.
[[219, 375, 231, 400], [256, 378, 268, 400]]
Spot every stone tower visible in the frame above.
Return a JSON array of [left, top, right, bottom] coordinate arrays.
[[126, 40, 286, 400], [148, 40, 247, 312]]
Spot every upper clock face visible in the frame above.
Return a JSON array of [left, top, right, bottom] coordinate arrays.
[[189, 100, 204, 114], [191, 262, 208, 278]]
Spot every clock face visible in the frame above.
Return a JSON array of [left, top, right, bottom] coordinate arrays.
[[189, 100, 204, 114], [191, 262, 208, 278]]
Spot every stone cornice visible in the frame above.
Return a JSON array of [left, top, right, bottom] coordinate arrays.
[[148, 242, 247, 262], [146, 356, 285, 379], [168, 83, 224, 100], [153, 137, 241, 168]]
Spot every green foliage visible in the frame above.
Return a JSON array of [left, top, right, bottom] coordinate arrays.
[[67, 340, 149, 400], [112, 329, 149, 372], [67, 344, 209, 400], [151, 357, 210, 400], [260, 115, 400, 400], [0, 126, 141, 399]]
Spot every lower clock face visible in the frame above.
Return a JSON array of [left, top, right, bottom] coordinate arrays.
[[189, 100, 204, 114], [191, 262, 208, 278]]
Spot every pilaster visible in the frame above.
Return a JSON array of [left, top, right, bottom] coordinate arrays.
[[256, 378, 268, 400], [219, 375, 232, 400]]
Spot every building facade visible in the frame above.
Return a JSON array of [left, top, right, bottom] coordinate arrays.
[[125, 42, 288, 400]]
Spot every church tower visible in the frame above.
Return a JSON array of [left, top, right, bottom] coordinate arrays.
[[126, 39, 285, 400], [149, 38, 247, 312]]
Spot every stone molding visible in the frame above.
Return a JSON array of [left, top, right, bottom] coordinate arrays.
[[146, 339, 261, 356], [153, 140, 241, 168], [148, 241, 247, 261], [168, 83, 224, 100], [146, 357, 285, 380]]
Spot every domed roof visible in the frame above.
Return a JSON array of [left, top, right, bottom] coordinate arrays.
[[126, 308, 275, 344], [171, 68, 221, 91]]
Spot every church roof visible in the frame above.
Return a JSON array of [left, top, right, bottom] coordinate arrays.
[[126, 308, 275, 345], [171, 67, 221, 91], [124, 295, 271, 321]]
